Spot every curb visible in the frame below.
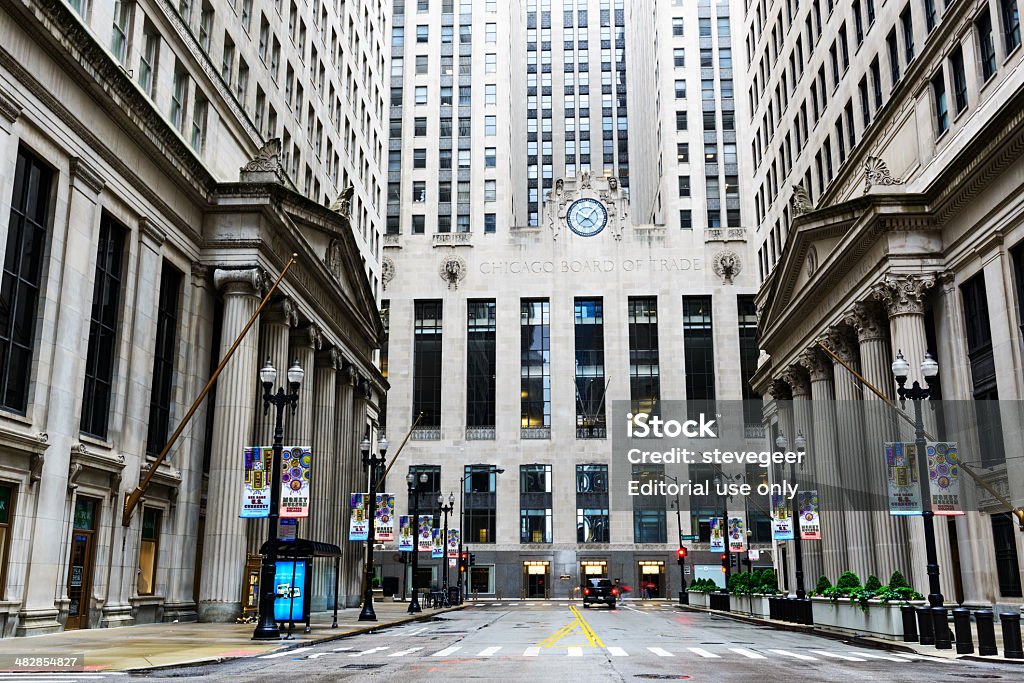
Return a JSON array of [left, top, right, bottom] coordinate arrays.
[[122, 604, 468, 673]]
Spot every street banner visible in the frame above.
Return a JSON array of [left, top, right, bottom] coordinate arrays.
[[709, 517, 725, 552], [748, 549, 760, 561], [398, 515, 414, 552], [280, 446, 311, 518], [375, 493, 396, 542], [798, 490, 821, 540], [885, 442, 923, 515], [927, 442, 964, 516], [431, 528, 444, 558], [418, 515, 433, 552], [447, 529, 460, 558], [349, 493, 368, 541], [241, 446, 272, 518], [728, 516, 745, 553], [770, 493, 794, 541]]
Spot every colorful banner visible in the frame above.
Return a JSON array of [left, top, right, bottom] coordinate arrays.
[[431, 528, 444, 558], [886, 442, 923, 515], [349, 493, 368, 541], [280, 446, 311, 518], [375, 493, 396, 542], [417, 515, 433, 552], [241, 446, 272, 518], [728, 516, 745, 553], [398, 515, 414, 552], [927, 442, 963, 516], [709, 517, 725, 552], [798, 490, 821, 540], [447, 529, 460, 558], [770, 493, 794, 541]]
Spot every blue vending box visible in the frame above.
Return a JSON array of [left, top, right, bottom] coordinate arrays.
[[273, 559, 307, 622]]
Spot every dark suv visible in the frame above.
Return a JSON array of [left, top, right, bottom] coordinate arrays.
[[582, 578, 617, 609]]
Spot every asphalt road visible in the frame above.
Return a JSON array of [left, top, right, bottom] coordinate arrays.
[[135, 601, 1022, 682]]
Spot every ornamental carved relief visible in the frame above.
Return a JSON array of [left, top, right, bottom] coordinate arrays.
[[870, 273, 937, 318], [780, 366, 811, 398], [843, 302, 887, 342], [791, 183, 813, 216], [329, 185, 354, 218], [439, 254, 467, 290], [805, 245, 818, 278], [824, 325, 857, 364], [863, 156, 904, 194], [711, 250, 741, 284], [241, 138, 282, 173], [324, 239, 343, 280], [381, 256, 395, 290], [797, 348, 832, 382]]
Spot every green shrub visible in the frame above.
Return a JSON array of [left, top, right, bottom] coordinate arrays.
[[888, 570, 910, 589], [755, 569, 780, 594], [835, 571, 862, 593], [813, 575, 832, 596], [864, 575, 883, 592]]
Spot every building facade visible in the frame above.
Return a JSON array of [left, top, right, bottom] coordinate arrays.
[[747, 0, 1024, 607], [0, 0, 386, 635]]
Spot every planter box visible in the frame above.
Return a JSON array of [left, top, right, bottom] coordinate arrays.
[[731, 595, 771, 618], [687, 591, 709, 608], [810, 597, 925, 640]]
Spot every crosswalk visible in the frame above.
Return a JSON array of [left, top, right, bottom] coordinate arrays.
[[283, 644, 950, 663]]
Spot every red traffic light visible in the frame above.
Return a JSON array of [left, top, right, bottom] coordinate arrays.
[[677, 547, 688, 559]]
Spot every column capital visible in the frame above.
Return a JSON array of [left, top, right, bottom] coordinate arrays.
[[823, 326, 857, 365], [212, 267, 266, 296], [292, 323, 323, 351], [870, 273, 936, 318], [781, 366, 811, 398], [316, 346, 342, 368], [843, 301, 887, 342], [798, 347, 831, 382], [766, 377, 793, 400]]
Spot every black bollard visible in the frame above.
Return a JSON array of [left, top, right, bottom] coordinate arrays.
[[917, 605, 935, 646], [976, 609, 997, 656], [902, 604, 919, 642], [952, 608, 974, 655], [1001, 612, 1024, 659], [933, 607, 951, 649]]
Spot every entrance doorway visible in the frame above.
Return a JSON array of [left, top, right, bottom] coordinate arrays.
[[66, 497, 99, 630], [638, 561, 665, 599], [523, 561, 549, 598]]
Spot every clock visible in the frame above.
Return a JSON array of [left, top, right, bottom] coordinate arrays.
[[566, 198, 609, 237]]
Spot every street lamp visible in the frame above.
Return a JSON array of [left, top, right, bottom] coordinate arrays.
[[358, 433, 389, 621], [664, 473, 688, 604], [407, 471, 429, 613], [892, 349, 943, 608], [439, 492, 455, 604], [459, 466, 504, 604], [777, 430, 808, 604], [252, 359, 303, 640]]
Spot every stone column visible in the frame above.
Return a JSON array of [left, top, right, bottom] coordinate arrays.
[[825, 325, 876, 582], [845, 301, 912, 582], [289, 323, 321, 541], [336, 363, 360, 606], [768, 380, 796, 595], [783, 366, 823, 587], [198, 268, 264, 622], [872, 273, 955, 599], [799, 348, 847, 582], [346, 374, 369, 606], [309, 348, 339, 610]]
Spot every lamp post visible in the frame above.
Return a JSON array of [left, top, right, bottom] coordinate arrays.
[[252, 359, 304, 641], [777, 430, 807, 601], [892, 350, 943, 608], [665, 473, 688, 604], [439, 492, 455, 603], [458, 466, 504, 603], [407, 472, 428, 613], [358, 433, 389, 621]]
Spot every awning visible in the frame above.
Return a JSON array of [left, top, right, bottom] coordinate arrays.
[[259, 537, 343, 558]]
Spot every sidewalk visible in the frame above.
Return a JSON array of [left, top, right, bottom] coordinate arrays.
[[0, 601, 464, 673]]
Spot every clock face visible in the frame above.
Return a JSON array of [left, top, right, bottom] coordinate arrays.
[[566, 198, 609, 237]]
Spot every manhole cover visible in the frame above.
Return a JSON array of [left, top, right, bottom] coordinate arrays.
[[343, 664, 386, 670], [635, 675, 691, 680]]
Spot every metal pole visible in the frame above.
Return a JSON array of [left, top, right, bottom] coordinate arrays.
[[913, 393, 943, 607], [458, 477, 465, 604], [359, 448, 381, 621], [442, 505, 450, 600], [409, 480, 422, 614], [791, 459, 805, 599], [253, 399, 286, 639]]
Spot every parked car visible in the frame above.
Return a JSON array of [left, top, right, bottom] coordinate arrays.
[[582, 578, 618, 608]]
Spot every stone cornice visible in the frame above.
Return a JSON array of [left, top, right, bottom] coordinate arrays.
[[0, 87, 22, 125], [138, 217, 167, 246], [69, 157, 106, 195]]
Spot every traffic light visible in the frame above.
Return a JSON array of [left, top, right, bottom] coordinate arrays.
[[469, 553, 477, 567], [721, 553, 729, 573], [459, 551, 468, 573], [677, 546, 687, 566]]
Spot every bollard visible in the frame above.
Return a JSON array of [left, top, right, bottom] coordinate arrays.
[[901, 604, 919, 642], [917, 605, 935, 646], [976, 609, 998, 656], [1001, 612, 1024, 659], [952, 608, 974, 655], [932, 607, 951, 649]]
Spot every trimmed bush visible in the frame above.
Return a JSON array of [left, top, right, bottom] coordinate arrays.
[[864, 575, 882, 592], [888, 570, 910, 589], [813, 575, 832, 596]]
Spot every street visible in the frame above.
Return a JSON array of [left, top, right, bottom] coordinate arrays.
[[122, 602, 1022, 682]]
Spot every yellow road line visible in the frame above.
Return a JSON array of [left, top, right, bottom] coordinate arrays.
[[569, 605, 606, 648]]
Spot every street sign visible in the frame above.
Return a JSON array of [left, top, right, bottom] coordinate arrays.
[[448, 558, 457, 568], [680, 534, 699, 541]]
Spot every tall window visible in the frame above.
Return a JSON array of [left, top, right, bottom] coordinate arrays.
[[413, 301, 443, 428], [682, 296, 715, 418], [932, 69, 949, 136], [466, 300, 496, 435], [632, 464, 666, 543], [978, 10, 998, 80], [961, 274, 1005, 467], [0, 484, 12, 598], [992, 513, 1023, 596], [137, 507, 161, 595], [146, 264, 182, 455], [574, 298, 606, 438], [410, 465, 441, 524], [1002, 0, 1021, 53], [464, 465, 498, 543], [576, 464, 609, 543], [520, 299, 551, 435], [111, 0, 132, 64], [138, 23, 160, 98], [81, 214, 127, 439], [951, 46, 968, 114], [1, 149, 52, 413], [520, 464, 552, 543], [900, 5, 915, 62], [737, 296, 761, 432], [628, 297, 660, 415]]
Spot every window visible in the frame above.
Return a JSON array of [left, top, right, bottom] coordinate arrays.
[[951, 46, 968, 114], [521, 299, 551, 433], [138, 23, 160, 98], [993, 513, 1023, 596], [901, 6, 915, 62], [887, 29, 901, 85], [575, 299, 606, 438], [674, 48, 685, 66], [737, 296, 761, 429], [412, 181, 427, 202], [486, 53, 497, 73], [412, 301, 442, 427], [674, 79, 686, 98], [464, 465, 497, 542], [191, 96, 208, 151], [677, 143, 689, 163], [675, 110, 687, 130], [628, 297, 660, 414], [466, 301, 496, 431], [486, 84, 497, 105], [932, 69, 949, 135], [1, 149, 53, 413], [414, 117, 428, 136], [81, 214, 127, 439], [0, 484, 12, 598], [925, 0, 937, 32], [682, 296, 715, 417], [416, 25, 428, 42], [146, 264, 182, 455], [485, 116, 497, 135], [412, 215, 425, 234], [1005, 0, 1022, 53], [485, 147, 496, 167], [137, 508, 161, 595], [221, 35, 235, 84], [486, 22, 497, 41], [576, 464, 609, 543], [678, 175, 691, 197], [520, 464, 552, 543], [484, 212, 497, 233], [979, 10, 998, 80], [672, 17, 684, 36], [961, 274, 1004, 467], [679, 209, 692, 229], [111, 0, 132, 64], [413, 148, 427, 168], [484, 179, 497, 202], [170, 64, 188, 130], [633, 465, 666, 543]]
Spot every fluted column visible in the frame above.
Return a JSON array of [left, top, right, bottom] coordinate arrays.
[[845, 301, 912, 582], [310, 348, 339, 610], [799, 348, 847, 582], [290, 324, 321, 446], [769, 380, 797, 595], [347, 375, 370, 606], [198, 267, 264, 622], [337, 363, 360, 605], [826, 325, 876, 581], [784, 366, 823, 585]]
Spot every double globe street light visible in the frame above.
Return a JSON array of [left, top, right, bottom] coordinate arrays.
[[359, 433, 389, 622], [776, 429, 808, 624], [438, 492, 456, 605], [407, 471, 429, 613]]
